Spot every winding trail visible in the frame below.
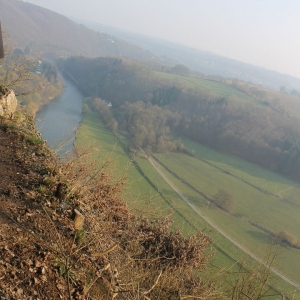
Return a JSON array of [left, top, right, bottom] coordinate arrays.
[[141, 149, 300, 290]]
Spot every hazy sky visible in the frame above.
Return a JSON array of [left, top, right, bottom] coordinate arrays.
[[25, 0, 300, 78]]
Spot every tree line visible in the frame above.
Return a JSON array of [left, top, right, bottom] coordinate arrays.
[[58, 56, 300, 181]]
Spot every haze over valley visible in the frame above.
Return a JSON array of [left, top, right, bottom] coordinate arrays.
[[1, 0, 300, 299]]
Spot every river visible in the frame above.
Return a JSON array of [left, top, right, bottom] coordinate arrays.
[[35, 77, 83, 155]]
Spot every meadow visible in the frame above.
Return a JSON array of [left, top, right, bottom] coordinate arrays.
[[155, 71, 300, 120], [75, 104, 300, 298], [182, 138, 297, 195], [154, 143, 300, 283], [154, 71, 260, 104]]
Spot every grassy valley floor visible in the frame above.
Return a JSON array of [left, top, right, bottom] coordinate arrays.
[[75, 105, 300, 299]]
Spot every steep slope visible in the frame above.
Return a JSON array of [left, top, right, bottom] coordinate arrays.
[[0, 113, 67, 298], [0, 0, 160, 61], [0, 110, 219, 299]]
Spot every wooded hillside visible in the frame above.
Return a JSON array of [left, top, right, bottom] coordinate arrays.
[[59, 56, 300, 181], [0, 0, 167, 62]]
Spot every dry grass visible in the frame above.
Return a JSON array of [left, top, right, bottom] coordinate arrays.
[[53, 147, 219, 299]]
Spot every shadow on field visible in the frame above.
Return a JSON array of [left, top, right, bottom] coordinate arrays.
[[247, 230, 275, 245]]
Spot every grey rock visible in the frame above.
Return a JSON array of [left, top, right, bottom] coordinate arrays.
[[0, 88, 18, 119]]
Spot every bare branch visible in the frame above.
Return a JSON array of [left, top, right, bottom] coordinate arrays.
[[143, 270, 162, 296]]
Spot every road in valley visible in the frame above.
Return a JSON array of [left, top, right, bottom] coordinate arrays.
[[141, 149, 300, 290]]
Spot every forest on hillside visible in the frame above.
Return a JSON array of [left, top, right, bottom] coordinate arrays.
[[58, 56, 300, 181]]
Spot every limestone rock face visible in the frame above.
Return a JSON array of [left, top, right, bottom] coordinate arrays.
[[0, 89, 18, 118]]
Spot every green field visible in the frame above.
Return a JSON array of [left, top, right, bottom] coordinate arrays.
[[153, 144, 300, 284], [155, 71, 260, 104], [182, 138, 297, 195], [155, 71, 300, 120], [75, 105, 300, 298]]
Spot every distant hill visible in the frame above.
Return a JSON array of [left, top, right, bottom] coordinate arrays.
[[79, 20, 300, 92], [0, 0, 173, 64], [2, 0, 300, 92]]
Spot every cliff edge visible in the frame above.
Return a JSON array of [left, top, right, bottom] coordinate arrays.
[[0, 111, 216, 300], [0, 112, 72, 299]]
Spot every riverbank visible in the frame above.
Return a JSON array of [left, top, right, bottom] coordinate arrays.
[[35, 76, 83, 154], [20, 75, 64, 116]]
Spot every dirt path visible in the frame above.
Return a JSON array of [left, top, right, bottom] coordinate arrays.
[[142, 150, 300, 290]]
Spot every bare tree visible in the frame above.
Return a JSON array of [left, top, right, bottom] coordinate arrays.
[[0, 21, 37, 96], [1, 56, 37, 96], [213, 188, 234, 212], [0, 21, 4, 59]]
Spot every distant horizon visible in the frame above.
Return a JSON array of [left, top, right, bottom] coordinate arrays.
[[24, 0, 300, 79], [76, 17, 299, 79]]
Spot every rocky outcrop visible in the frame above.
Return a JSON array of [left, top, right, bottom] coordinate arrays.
[[0, 87, 18, 118]]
